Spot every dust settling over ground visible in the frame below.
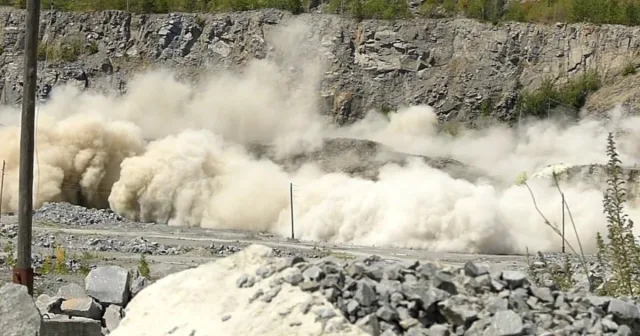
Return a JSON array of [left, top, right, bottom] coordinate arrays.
[[0, 19, 638, 256]]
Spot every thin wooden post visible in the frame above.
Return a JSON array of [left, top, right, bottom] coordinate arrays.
[[561, 193, 566, 253], [0, 160, 5, 223], [290, 183, 294, 240]]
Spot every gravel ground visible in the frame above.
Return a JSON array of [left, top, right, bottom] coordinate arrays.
[[0, 202, 601, 300], [0, 202, 364, 296], [1, 202, 634, 336]]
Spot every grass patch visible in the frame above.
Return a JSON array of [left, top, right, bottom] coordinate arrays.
[[37, 246, 95, 276], [621, 61, 637, 76], [38, 36, 99, 63], [54, 245, 68, 274], [138, 253, 151, 278], [479, 97, 493, 117], [516, 70, 601, 119], [3, 241, 16, 268], [38, 245, 71, 275], [80, 251, 100, 261], [41, 256, 53, 275]]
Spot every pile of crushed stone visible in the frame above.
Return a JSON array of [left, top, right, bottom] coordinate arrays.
[[112, 244, 640, 336], [34, 202, 134, 226]]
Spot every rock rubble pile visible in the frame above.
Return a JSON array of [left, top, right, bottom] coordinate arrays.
[[34, 202, 135, 226], [85, 236, 187, 255], [107, 244, 640, 336], [1, 265, 151, 336], [3, 244, 639, 335]]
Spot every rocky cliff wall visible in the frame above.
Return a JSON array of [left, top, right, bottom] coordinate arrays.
[[0, 7, 638, 124]]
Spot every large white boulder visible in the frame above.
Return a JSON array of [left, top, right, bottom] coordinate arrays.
[[111, 244, 368, 336]]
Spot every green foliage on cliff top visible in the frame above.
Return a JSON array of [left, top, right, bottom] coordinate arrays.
[[4, 0, 305, 14], [424, 0, 640, 25], [327, 0, 412, 19], [1, 0, 640, 25]]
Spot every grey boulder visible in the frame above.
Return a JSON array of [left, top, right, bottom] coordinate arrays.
[[0, 283, 43, 336], [85, 265, 131, 306]]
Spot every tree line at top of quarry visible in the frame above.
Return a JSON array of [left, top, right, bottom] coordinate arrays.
[[3, 0, 640, 26]]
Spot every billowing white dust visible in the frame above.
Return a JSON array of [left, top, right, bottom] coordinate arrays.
[[0, 18, 637, 255]]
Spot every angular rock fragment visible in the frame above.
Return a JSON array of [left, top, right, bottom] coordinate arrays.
[[57, 283, 89, 300], [130, 275, 150, 298], [0, 284, 43, 336], [281, 267, 304, 285], [85, 265, 131, 306], [607, 299, 640, 329], [356, 314, 381, 335], [103, 304, 123, 331], [463, 261, 488, 277], [61, 297, 103, 320], [41, 315, 102, 336], [490, 310, 524, 336], [501, 271, 527, 289], [35, 294, 64, 315]]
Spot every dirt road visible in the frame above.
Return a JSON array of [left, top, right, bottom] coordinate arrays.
[[0, 215, 535, 296]]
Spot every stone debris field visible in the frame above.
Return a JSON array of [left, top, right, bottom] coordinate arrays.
[[1, 244, 639, 336], [1, 264, 150, 336]]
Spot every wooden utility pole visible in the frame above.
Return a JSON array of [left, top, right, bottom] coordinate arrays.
[[13, 0, 40, 296]]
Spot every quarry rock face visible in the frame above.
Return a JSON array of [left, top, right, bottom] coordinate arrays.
[[0, 8, 637, 124]]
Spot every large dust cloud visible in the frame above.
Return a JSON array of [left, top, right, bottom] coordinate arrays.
[[0, 18, 638, 255]]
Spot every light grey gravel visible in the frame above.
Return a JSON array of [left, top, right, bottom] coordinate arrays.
[[231, 250, 640, 336]]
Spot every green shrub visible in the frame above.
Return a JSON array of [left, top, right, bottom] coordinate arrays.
[[621, 61, 637, 76], [516, 70, 601, 119], [479, 97, 493, 117], [456, 0, 503, 23], [419, 0, 457, 17], [326, 0, 412, 19], [38, 36, 99, 62], [138, 253, 151, 278], [522, 133, 640, 296], [420, 0, 640, 26], [30, 0, 305, 13], [595, 133, 640, 296]]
